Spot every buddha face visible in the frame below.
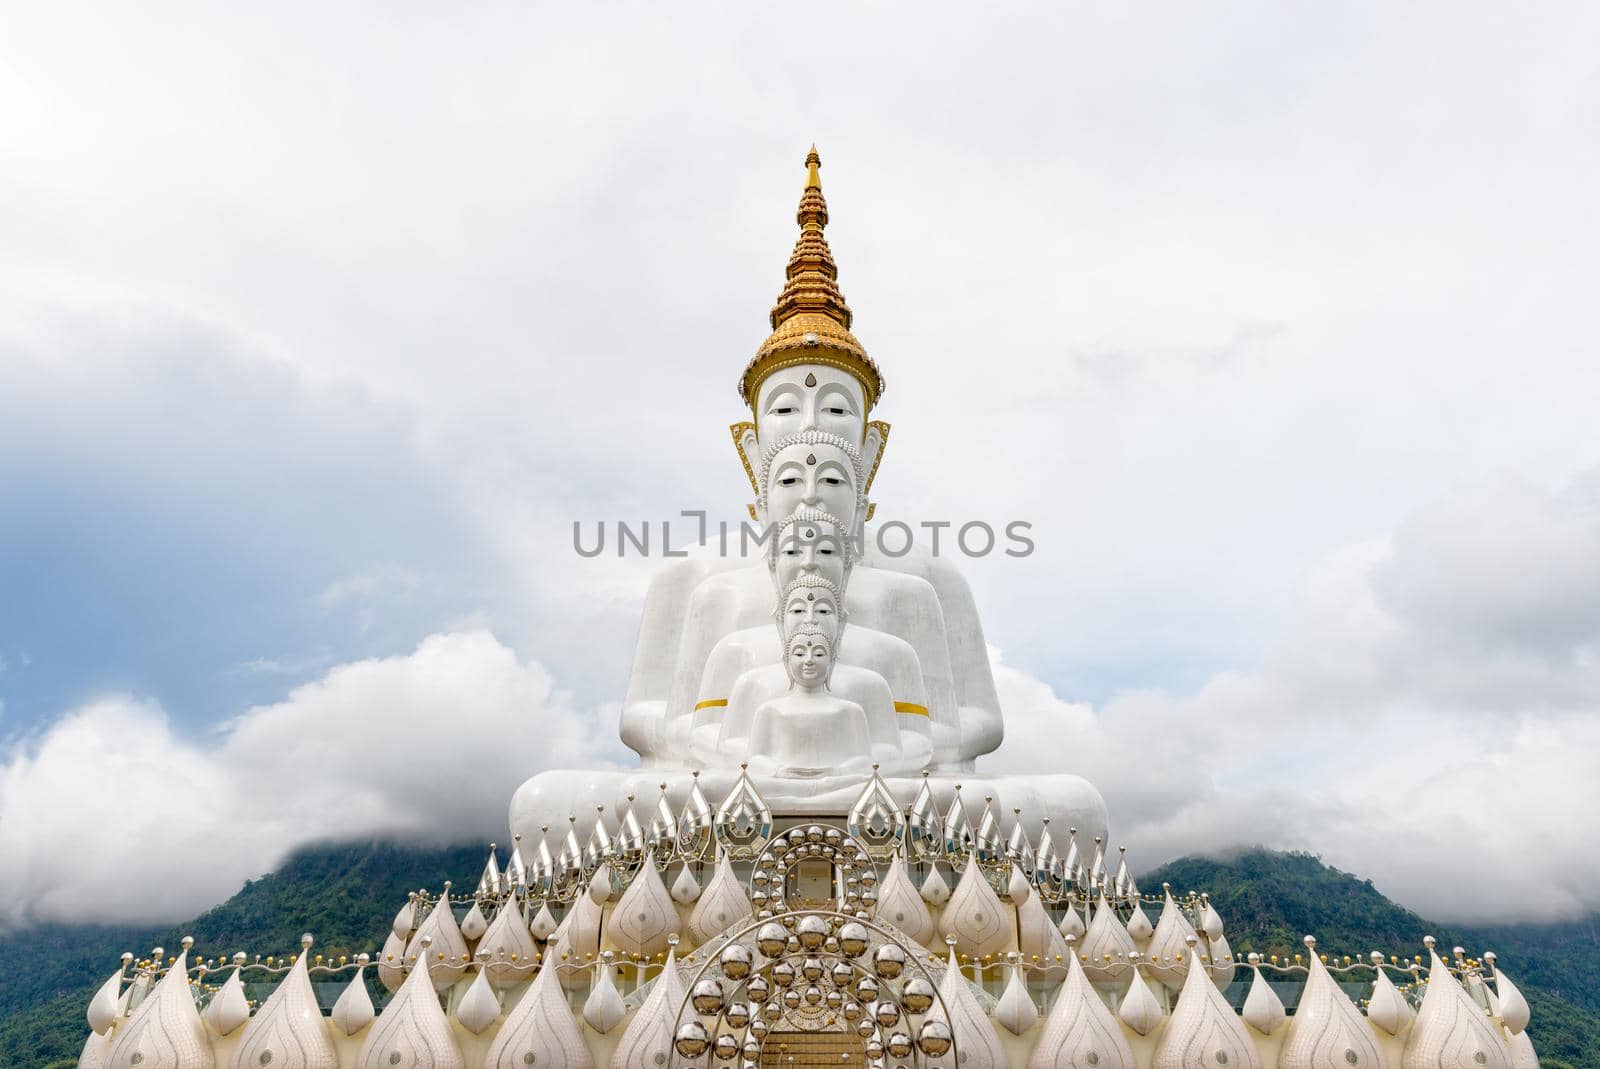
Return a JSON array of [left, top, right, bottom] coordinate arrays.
[[782, 588, 841, 646], [772, 518, 849, 593], [786, 632, 833, 691], [763, 442, 861, 530], [733, 367, 885, 513], [756, 366, 867, 448]]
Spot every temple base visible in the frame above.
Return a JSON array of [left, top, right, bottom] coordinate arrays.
[[507, 765, 1109, 854]]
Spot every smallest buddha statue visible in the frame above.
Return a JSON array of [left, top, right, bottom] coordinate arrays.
[[746, 624, 873, 778]]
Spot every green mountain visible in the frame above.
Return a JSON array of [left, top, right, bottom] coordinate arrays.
[[1143, 850, 1600, 1069], [2, 843, 1594, 1069], [0, 840, 482, 1069]]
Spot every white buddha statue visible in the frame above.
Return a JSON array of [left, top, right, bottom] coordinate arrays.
[[511, 149, 1108, 851], [682, 514, 853, 756], [620, 151, 977, 770], [746, 624, 873, 777], [701, 569, 930, 771], [662, 433, 956, 764]]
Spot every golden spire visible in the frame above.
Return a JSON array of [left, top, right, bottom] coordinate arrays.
[[739, 148, 884, 410]]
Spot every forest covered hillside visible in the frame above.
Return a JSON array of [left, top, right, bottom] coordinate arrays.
[[0, 841, 481, 1069], [1143, 850, 1600, 1067]]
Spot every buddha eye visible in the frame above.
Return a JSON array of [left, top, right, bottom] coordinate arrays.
[[824, 406, 846, 416], [779, 477, 799, 486], [823, 476, 843, 486], [773, 406, 796, 415]]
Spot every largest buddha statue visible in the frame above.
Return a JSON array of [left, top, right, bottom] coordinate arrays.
[[511, 150, 1106, 848]]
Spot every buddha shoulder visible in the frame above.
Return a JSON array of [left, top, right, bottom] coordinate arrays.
[[842, 564, 945, 617], [680, 562, 771, 618]]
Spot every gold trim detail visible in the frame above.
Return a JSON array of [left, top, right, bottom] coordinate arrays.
[[739, 149, 884, 410], [730, 421, 759, 496], [892, 701, 929, 717], [694, 698, 729, 712], [865, 420, 890, 496], [742, 348, 881, 413]]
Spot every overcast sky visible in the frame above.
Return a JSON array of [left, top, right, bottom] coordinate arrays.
[[2, 2, 1599, 929]]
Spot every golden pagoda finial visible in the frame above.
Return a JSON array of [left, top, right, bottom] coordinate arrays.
[[739, 148, 884, 409]]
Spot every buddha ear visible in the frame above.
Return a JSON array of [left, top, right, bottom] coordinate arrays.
[[731, 421, 761, 499]]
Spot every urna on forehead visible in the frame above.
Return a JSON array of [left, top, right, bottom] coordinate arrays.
[[771, 520, 850, 594], [752, 365, 868, 446], [786, 625, 832, 656], [764, 436, 862, 486], [784, 586, 840, 620], [784, 584, 840, 609]]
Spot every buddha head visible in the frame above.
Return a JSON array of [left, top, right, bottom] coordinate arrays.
[[768, 508, 853, 593], [757, 431, 865, 531], [777, 574, 844, 649], [736, 405, 885, 525], [731, 149, 888, 521], [752, 365, 868, 445], [784, 623, 835, 693]]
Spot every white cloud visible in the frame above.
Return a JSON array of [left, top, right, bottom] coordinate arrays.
[[316, 565, 422, 612], [993, 469, 1600, 923], [0, 631, 624, 928], [228, 653, 337, 678]]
